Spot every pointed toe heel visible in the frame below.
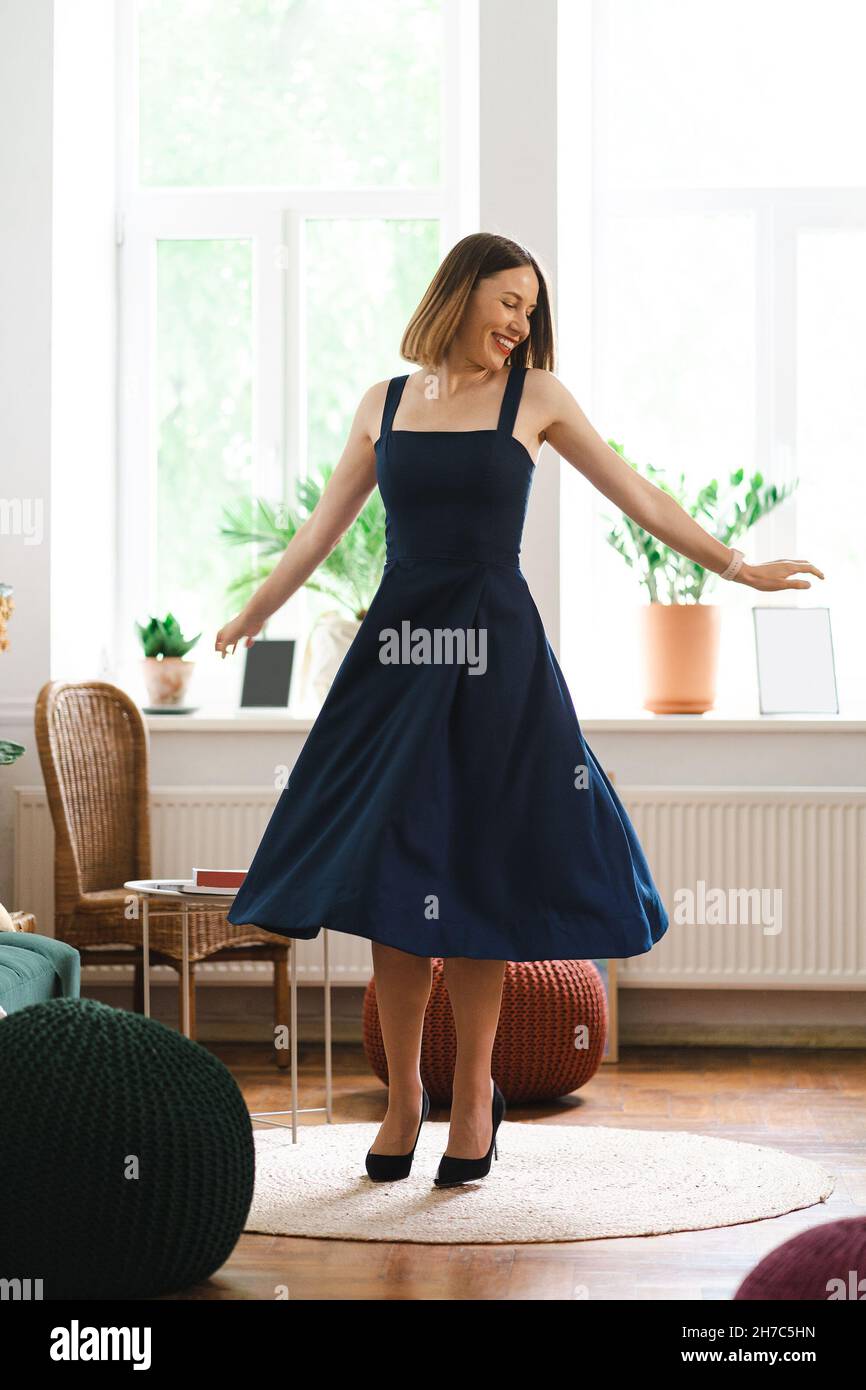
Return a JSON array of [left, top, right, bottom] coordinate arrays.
[[365, 1086, 430, 1182], [433, 1082, 505, 1188]]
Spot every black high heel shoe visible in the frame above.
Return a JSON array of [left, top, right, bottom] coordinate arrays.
[[433, 1081, 506, 1188], [365, 1087, 430, 1182]]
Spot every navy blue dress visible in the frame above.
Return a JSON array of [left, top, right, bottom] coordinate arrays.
[[227, 366, 669, 961]]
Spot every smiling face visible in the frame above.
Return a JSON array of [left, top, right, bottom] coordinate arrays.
[[457, 265, 540, 371]]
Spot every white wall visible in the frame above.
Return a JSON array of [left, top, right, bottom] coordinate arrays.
[[0, 0, 54, 719], [0, 0, 116, 906], [0, 0, 54, 905], [51, 0, 117, 684]]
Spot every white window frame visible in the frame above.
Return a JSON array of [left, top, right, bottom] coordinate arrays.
[[114, 0, 479, 689]]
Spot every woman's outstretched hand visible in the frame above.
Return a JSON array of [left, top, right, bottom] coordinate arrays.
[[214, 609, 265, 659], [734, 559, 825, 592]]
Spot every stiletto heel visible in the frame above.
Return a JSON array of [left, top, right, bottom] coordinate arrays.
[[365, 1086, 430, 1182], [433, 1082, 505, 1187]]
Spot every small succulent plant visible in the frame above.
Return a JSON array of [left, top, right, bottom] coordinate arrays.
[[134, 612, 201, 659]]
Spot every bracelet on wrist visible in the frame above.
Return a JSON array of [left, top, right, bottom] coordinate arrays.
[[719, 547, 745, 581]]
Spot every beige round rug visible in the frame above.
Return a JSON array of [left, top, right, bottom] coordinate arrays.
[[245, 1120, 835, 1244]]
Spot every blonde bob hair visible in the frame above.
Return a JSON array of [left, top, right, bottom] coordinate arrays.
[[400, 232, 555, 372]]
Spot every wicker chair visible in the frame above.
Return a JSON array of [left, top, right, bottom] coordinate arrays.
[[34, 679, 292, 1066]]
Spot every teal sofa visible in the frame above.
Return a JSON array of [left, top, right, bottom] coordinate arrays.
[[0, 916, 80, 1016]]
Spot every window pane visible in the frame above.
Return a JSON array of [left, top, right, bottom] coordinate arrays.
[[797, 227, 866, 706], [138, 0, 442, 188], [561, 211, 756, 712], [156, 239, 253, 650], [305, 218, 440, 475], [599, 211, 755, 487], [596, 0, 866, 189]]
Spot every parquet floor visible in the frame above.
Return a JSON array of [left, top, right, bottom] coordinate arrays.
[[163, 1043, 865, 1301]]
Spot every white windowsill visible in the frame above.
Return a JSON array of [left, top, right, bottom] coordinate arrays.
[[143, 704, 866, 734]]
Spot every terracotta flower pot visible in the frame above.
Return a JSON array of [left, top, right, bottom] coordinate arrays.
[[639, 602, 721, 714], [142, 656, 195, 708]]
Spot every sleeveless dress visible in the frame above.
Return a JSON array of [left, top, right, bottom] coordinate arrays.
[[227, 365, 669, 961]]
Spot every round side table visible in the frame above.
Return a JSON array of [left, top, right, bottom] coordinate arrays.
[[123, 879, 332, 1141]]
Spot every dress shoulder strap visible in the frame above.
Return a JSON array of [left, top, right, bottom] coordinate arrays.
[[496, 365, 527, 438], [379, 374, 409, 441]]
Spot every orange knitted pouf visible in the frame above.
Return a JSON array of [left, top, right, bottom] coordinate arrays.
[[362, 958, 608, 1105]]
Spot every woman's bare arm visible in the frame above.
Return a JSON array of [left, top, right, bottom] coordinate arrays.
[[215, 382, 385, 655], [534, 370, 824, 592]]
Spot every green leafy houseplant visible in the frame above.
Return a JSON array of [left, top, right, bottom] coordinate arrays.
[[134, 613, 201, 658], [220, 463, 387, 621], [601, 442, 798, 603]]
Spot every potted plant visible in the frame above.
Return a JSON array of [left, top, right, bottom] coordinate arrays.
[[602, 448, 797, 713], [0, 582, 13, 654], [134, 612, 201, 709], [0, 584, 24, 929], [220, 463, 386, 706], [0, 737, 24, 933], [0, 733, 25, 933]]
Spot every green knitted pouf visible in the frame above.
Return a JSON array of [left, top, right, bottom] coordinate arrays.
[[0, 997, 254, 1299]]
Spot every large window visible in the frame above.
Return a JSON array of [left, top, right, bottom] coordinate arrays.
[[118, 0, 469, 707], [560, 0, 866, 715]]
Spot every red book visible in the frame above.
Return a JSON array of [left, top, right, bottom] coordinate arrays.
[[191, 867, 248, 892]]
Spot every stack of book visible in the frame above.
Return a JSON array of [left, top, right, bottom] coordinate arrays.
[[178, 868, 248, 896]]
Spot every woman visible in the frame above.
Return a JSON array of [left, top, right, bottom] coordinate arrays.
[[215, 232, 823, 1188]]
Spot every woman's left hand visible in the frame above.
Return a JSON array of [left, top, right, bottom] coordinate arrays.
[[734, 559, 825, 591]]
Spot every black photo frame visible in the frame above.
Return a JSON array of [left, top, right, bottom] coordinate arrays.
[[240, 638, 296, 709]]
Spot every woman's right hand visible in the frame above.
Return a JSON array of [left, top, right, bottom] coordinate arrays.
[[214, 609, 266, 659], [734, 558, 825, 591]]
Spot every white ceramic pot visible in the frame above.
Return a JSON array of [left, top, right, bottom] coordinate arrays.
[[142, 656, 195, 708], [298, 611, 361, 709]]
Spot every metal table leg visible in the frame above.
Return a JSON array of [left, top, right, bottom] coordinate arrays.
[[324, 929, 333, 1121], [290, 936, 298, 1141], [250, 929, 334, 1143], [142, 895, 150, 1018], [181, 899, 190, 1036]]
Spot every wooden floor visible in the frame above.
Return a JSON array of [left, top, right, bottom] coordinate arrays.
[[165, 1042, 865, 1301]]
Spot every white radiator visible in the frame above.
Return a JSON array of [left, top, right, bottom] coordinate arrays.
[[13, 785, 866, 989], [621, 788, 866, 988]]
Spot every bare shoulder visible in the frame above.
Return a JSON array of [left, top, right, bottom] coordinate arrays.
[[358, 376, 397, 448], [521, 367, 572, 443], [523, 366, 569, 402]]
